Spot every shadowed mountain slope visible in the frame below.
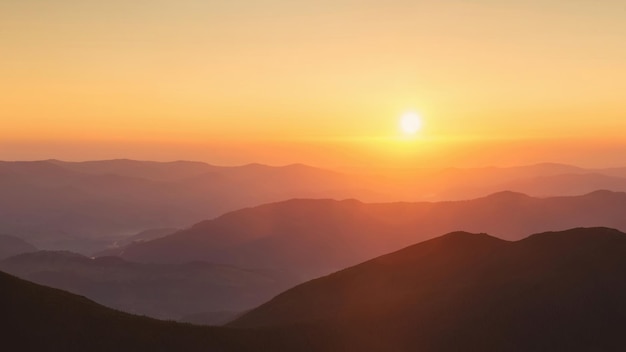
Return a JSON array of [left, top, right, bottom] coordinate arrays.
[[120, 191, 626, 281], [0, 270, 313, 352], [231, 227, 626, 351]]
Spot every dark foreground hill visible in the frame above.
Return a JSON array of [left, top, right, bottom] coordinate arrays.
[[0, 251, 293, 322], [231, 227, 626, 351], [120, 191, 626, 282], [0, 270, 311, 352]]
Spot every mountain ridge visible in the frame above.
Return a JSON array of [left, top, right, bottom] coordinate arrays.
[[230, 227, 626, 351], [118, 191, 626, 283]]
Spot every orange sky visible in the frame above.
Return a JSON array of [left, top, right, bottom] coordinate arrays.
[[1, 1, 625, 168]]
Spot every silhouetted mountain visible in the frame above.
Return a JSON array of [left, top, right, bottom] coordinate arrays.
[[0, 251, 293, 320], [119, 191, 626, 282], [0, 234, 37, 259], [0, 270, 304, 352], [231, 227, 626, 351]]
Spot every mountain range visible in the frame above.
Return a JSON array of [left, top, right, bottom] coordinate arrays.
[[5, 189, 626, 323], [0, 159, 365, 253], [3, 227, 626, 351], [118, 190, 626, 282], [3, 159, 626, 254]]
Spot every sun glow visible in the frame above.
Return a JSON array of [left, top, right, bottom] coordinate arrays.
[[399, 112, 423, 135]]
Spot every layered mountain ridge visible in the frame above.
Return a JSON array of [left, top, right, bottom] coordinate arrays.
[[3, 159, 626, 253], [4, 227, 626, 351], [119, 191, 626, 282]]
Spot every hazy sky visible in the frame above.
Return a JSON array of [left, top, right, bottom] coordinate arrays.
[[1, 1, 625, 167]]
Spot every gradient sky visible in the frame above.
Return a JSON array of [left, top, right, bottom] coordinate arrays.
[[1, 0, 625, 167]]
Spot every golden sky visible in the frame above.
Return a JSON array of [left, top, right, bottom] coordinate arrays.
[[1, 1, 625, 167]]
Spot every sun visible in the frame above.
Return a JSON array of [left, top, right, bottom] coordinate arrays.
[[399, 112, 423, 135]]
